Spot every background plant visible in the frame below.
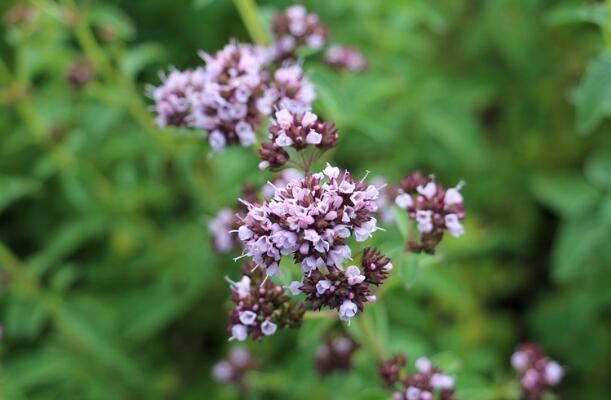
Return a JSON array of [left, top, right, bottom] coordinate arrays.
[[1, 0, 610, 399]]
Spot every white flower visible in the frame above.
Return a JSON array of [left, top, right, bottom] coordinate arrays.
[[212, 361, 233, 382], [306, 130, 322, 144], [431, 373, 455, 390], [286, 281, 303, 295], [323, 163, 340, 179], [238, 226, 253, 241], [339, 300, 358, 322], [339, 180, 356, 194], [444, 213, 464, 237], [416, 210, 433, 233], [415, 357, 432, 373], [545, 361, 564, 385], [417, 181, 437, 199], [444, 187, 463, 206], [239, 310, 257, 325], [316, 279, 332, 295], [275, 132, 294, 147], [275, 108, 293, 128], [209, 130, 227, 152], [511, 351, 528, 371], [301, 111, 317, 127], [395, 193, 413, 208], [228, 275, 251, 299], [230, 324, 248, 341], [261, 320, 277, 336], [405, 387, 421, 400], [345, 265, 365, 285]]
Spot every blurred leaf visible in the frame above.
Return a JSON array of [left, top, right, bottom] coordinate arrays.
[[575, 54, 611, 134], [552, 207, 611, 282], [0, 175, 40, 212], [531, 174, 600, 216], [585, 150, 611, 190], [120, 43, 165, 79], [545, 3, 607, 27]]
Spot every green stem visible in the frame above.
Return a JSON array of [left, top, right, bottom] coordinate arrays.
[[304, 310, 336, 320], [356, 314, 386, 361], [604, 0, 611, 49], [233, 0, 270, 45]]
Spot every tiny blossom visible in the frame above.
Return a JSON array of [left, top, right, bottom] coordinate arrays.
[[149, 67, 206, 128], [237, 165, 379, 277], [378, 354, 457, 400], [324, 45, 368, 72], [265, 64, 316, 113], [372, 176, 398, 224], [511, 342, 564, 400], [315, 334, 359, 374], [259, 108, 338, 170], [395, 171, 466, 254], [212, 347, 257, 385], [300, 247, 392, 323], [209, 209, 235, 253], [271, 5, 329, 61], [262, 169, 304, 199], [191, 42, 271, 151], [209, 184, 259, 254], [67, 60, 95, 89], [226, 262, 304, 342]]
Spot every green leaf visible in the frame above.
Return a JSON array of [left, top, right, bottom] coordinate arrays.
[[545, 3, 607, 27], [552, 209, 611, 282], [575, 54, 611, 134], [120, 43, 165, 79], [0, 175, 40, 213], [585, 151, 611, 190], [531, 174, 600, 216]]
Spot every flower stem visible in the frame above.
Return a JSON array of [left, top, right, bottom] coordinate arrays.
[[604, 0, 611, 48], [356, 313, 386, 361], [233, 0, 270, 45]]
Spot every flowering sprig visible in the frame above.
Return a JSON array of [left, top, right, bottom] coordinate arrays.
[[258, 108, 338, 170], [237, 164, 380, 278], [395, 171, 465, 254], [315, 334, 359, 374], [270, 4, 328, 61], [324, 45, 368, 72], [297, 247, 392, 323], [212, 347, 257, 386], [511, 343, 564, 400], [379, 354, 457, 400], [226, 262, 305, 342]]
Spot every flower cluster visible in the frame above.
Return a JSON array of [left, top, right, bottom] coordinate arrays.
[[262, 168, 304, 199], [149, 68, 206, 128], [298, 247, 392, 323], [379, 354, 457, 400], [271, 5, 328, 61], [212, 347, 257, 386], [324, 45, 368, 72], [192, 42, 271, 151], [315, 334, 359, 374], [238, 164, 379, 277], [264, 64, 316, 114], [226, 262, 305, 342], [258, 108, 338, 170], [511, 343, 564, 400], [395, 171, 465, 254]]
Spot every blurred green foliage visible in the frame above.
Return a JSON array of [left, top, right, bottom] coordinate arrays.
[[1, 0, 611, 399]]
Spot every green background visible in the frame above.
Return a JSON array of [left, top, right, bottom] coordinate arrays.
[[1, 0, 610, 399]]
